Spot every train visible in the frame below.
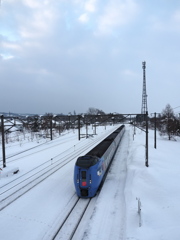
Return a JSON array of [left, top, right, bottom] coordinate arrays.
[[74, 125, 125, 198]]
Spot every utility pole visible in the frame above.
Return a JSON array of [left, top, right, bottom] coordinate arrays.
[[50, 118, 53, 140], [154, 112, 157, 149], [86, 123, 88, 138], [145, 111, 149, 167], [78, 115, 81, 140], [1, 115, 6, 168]]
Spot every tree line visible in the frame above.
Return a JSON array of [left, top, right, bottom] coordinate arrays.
[[149, 104, 180, 140], [1, 105, 180, 141]]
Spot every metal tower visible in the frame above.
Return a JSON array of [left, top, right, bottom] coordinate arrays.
[[141, 61, 148, 115]]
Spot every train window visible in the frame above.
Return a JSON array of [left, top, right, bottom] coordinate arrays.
[[81, 171, 86, 180], [76, 156, 99, 168]]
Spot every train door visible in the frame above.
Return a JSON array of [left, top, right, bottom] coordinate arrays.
[[79, 169, 91, 197]]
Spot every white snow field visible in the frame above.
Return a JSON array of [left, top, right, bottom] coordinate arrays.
[[0, 124, 180, 240]]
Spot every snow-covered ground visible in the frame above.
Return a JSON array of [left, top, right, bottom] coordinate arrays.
[[0, 124, 180, 240]]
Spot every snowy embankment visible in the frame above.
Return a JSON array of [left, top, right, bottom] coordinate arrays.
[[125, 125, 180, 240], [0, 124, 180, 240]]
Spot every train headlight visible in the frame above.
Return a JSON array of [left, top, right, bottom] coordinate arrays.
[[82, 182, 87, 186]]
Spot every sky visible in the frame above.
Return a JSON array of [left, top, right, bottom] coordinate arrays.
[[0, 0, 180, 115]]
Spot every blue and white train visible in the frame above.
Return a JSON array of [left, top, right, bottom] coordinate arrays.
[[74, 125, 125, 198]]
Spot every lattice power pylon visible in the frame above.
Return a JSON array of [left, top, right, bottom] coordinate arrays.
[[141, 61, 148, 115]]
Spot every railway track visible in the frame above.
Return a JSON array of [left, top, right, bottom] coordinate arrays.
[[52, 198, 91, 240], [0, 126, 119, 211], [42, 192, 98, 240], [0, 132, 78, 164], [43, 144, 118, 240]]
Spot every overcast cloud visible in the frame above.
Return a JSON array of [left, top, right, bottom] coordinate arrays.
[[0, 0, 180, 115]]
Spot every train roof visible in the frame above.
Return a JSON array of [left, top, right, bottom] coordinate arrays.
[[85, 125, 124, 158]]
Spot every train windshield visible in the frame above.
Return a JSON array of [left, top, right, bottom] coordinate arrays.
[[76, 155, 99, 168]]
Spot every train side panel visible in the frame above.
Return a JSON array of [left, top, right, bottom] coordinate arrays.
[[101, 125, 125, 172]]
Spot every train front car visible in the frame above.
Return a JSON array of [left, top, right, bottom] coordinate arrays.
[[74, 155, 102, 198], [74, 125, 125, 198]]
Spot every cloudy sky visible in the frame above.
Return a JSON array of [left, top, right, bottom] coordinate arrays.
[[0, 0, 180, 115]]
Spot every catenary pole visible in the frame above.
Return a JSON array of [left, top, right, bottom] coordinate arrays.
[[50, 118, 53, 140], [78, 115, 80, 140], [154, 112, 157, 149], [1, 115, 6, 168]]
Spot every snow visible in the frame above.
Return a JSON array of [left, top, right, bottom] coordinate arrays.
[[0, 167, 19, 177], [125, 126, 180, 240], [0, 124, 180, 240]]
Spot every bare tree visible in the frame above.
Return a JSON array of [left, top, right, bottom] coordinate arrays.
[[86, 107, 105, 115], [159, 104, 176, 140]]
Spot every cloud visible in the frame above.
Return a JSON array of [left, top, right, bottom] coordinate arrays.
[[76, 0, 97, 24], [73, 0, 97, 12], [0, 53, 14, 60], [95, 0, 139, 35], [122, 69, 138, 78], [1, 41, 21, 51], [171, 9, 180, 31], [173, 9, 180, 22], [85, 0, 97, 13], [78, 13, 89, 23], [0, 0, 60, 61], [1, 0, 58, 40], [23, 0, 41, 9], [149, 7, 180, 33], [19, 1, 57, 39], [0, 40, 22, 59]]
